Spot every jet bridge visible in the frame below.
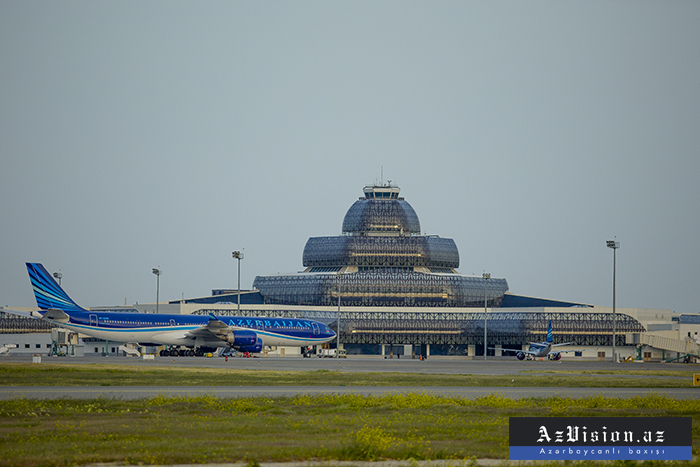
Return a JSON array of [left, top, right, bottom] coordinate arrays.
[[626, 332, 700, 361]]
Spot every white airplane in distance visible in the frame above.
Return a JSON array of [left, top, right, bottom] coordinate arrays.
[[493, 320, 574, 361], [10, 263, 336, 357]]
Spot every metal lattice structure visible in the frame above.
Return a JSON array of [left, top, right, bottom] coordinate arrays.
[[342, 188, 421, 235], [303, 236, 460, 269], [193, 308, 645, 347], [0, 313, 53, 333], [198, 184, 645, 349], [254, 271, 508, 308]]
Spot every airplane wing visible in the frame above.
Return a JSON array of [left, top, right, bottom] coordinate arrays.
[[185, 315, 234, 344], [551, 342, 573, 348], [185, 315, 258, 348], [488, 347, 539, 355], [550, 348, 577, 354]]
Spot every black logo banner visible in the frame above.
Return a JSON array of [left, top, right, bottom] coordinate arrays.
[[509, 417, 691, 460]]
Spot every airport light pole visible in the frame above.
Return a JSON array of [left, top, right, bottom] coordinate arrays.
[[232, 251, 244, 312], [483, 272, 490, 361], [606, 240, 620, 363], [53, 271, 62, 287], [152, 268, 161, 314]]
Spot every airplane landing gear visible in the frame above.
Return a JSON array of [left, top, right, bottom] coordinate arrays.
[[159, 347, 198, 357]]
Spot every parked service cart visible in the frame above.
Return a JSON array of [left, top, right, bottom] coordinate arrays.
[[318, 348, 346, 358]]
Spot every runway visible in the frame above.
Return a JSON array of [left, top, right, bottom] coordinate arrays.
[[3, 353, 698, 375], [1, 354, 698, 400], [1, 385, 697, 400]]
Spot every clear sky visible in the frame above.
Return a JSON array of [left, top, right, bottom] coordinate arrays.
[[1, 2, 698, 313]]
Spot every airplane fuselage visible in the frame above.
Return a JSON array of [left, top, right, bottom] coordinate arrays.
[[53, 311, 335, 348], [23, 262, 336, 353], [528, 343, 552, 358]]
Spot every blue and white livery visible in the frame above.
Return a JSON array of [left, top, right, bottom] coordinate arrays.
[[495, 320, 573, 361], [24, 263, 336, 356]]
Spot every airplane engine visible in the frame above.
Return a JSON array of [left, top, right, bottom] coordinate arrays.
[[548, 352, 562, 361], [516, 352, 525, 361], [230, 329, 257, 347], [239, 337, 263, 353]]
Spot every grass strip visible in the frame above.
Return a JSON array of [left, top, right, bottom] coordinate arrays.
[[0, 393, 698, 467], [0, 363, 696, 388], [521, 369, 699, 377]]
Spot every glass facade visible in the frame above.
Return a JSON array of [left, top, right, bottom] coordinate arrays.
[[302, 236, 460, 268], [253, 184, 509, 307], [342, 198, 421, 235], [337, 310, 646, 347], [254, 270, 508, 307]]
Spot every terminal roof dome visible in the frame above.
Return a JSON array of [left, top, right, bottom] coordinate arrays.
[[342, 184, 421, 235]]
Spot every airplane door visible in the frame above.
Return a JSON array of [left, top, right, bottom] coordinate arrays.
[[90, 314, 98, 327], [170, 319, 176, 327], [312, 322, 320, 335]]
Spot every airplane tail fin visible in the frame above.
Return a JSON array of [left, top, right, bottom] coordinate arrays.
[[546, 320, 553, 344], [26, 263, 85, 313]]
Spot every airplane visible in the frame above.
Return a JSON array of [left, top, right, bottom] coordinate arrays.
[[13, 263, 336, 357], [493, 320, 573, 361]]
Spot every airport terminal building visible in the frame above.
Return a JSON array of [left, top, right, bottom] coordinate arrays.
[[3, 184, 698, 361]]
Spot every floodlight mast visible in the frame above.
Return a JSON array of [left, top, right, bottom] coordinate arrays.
[[232, 251, 244, 312], [606, 240, 620, 363], [152, 268, 162, 314]]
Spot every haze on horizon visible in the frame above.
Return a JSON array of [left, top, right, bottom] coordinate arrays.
[[1, 2, 699, 314]]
